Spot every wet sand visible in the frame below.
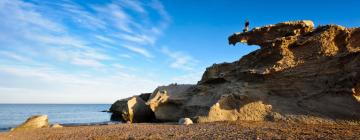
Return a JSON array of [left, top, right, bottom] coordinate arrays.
[[1, 121, 359, 140]]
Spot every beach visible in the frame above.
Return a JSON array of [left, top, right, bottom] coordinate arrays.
[[1, 121, 359, 140], [1, 1, 360, 140], [0, 104, 111, 131]]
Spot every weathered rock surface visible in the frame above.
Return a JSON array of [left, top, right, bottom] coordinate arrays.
[[110, 94, 154, 123], [12, 115, 49, 131], [111, 20, 360, 124]]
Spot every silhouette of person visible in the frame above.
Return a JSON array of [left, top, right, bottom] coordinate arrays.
[[243, 20, 250, 32]]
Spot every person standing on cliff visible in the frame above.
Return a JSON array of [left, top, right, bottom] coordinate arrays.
[[243, 20, 250, 32]]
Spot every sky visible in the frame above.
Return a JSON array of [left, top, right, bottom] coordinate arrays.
[[0, 0, 359, 103]]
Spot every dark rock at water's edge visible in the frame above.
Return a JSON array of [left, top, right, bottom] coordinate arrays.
[[110, 94, 155, 123], [110, 20, 360, 124], [110, 113, 121, 121], [100, 110, 111, 112], [0, 127, 12, 132]]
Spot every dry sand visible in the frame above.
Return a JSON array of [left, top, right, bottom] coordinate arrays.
[[1, 121, 359, 140]]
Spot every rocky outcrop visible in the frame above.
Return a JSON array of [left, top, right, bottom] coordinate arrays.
[[228, 20, 314, 47], [111, 20, 360, 124], [110, 94, 154, 123], [12, 115, 49, 131]]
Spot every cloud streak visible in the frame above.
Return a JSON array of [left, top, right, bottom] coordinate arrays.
[[123, 45, 153, 58]]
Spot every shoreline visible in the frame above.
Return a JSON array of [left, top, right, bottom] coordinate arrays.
[[1, 121, 360, 139], [0, 121, 122, 132]]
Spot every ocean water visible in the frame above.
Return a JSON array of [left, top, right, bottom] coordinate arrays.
[[0, 104, 112, 131]]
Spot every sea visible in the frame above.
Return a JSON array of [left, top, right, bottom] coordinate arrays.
[[0, 104, 113, 131]]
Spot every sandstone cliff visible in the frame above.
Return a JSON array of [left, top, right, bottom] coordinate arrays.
[[110, 20, 360, 124]]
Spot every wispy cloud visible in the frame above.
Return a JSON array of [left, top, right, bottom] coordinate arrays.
[[161, 47, 199, 71], [119, 54, 132, 58], [120, 34, 156, 45], [0, 0, 112, 70], [122, 45, 153, 58], [72, 58, 104, 68], [0, 51, 29, 62], [0, 0, 171, 68], [118, 0, 146, 14], [60, 2, 107, 30], [97, 3, 133, 33], [0, 0, 65, 33], [95, 35, 116, 44], [0, 0, 172, 102], [150, 0, 171, 29]]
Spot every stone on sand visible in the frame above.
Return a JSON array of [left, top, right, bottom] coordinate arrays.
[[51, 123, 63, 128], [178, 118, 193, 125]]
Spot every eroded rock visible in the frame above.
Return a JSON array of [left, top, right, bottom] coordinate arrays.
[[228, 20, 314, 47]]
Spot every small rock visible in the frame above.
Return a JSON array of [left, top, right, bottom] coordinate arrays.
[[50, 123, 63, 128], [178, 118, 193, 125]]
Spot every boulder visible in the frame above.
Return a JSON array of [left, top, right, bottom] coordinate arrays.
[[110, 96, 154, 123], [146, 84, 194, 121], [12, 115, 49, 131], [178, 118, 193, 125]]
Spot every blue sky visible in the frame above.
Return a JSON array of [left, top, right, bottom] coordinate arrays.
[[0, 0, 359, 103]]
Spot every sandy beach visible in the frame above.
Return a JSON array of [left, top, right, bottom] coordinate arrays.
[[1, 121, 359, 140]]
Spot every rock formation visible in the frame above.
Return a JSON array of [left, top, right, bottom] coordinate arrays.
[[110, 20, 360, 124], [12, 115, 49, 131]]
